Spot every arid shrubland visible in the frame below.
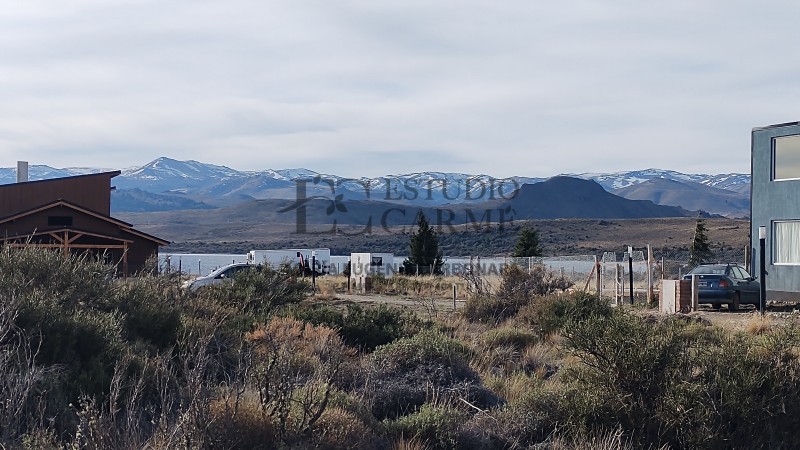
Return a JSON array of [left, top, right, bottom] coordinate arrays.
[[4, 246, 800, 449]]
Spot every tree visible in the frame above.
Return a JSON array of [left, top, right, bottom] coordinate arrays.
[[689, 215, 712, 266], [513, 226, 542, 257], [403, 212, 444, 275]]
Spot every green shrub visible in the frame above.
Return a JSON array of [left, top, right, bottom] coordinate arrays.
[[113, 276, 183, 351], [199, 264, 310, 318], [372, 330, 472, 373], [367, 331, 499, 420], [462, 295, 529, 324], [515, 291, 612, 337], [289, 303, 424, 351], [387, 403, 470, 450]]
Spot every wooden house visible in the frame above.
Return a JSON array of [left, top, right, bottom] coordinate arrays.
[[0, 169, 168, 275]]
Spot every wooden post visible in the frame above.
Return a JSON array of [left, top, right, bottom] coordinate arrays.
[[453, 284, 457, 311], [595, 260, 601, 297], [647, 244, 654, 306]]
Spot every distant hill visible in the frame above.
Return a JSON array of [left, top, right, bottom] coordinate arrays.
[[111, 188, 215, 213], [494, 176, 700, 219], [614, 178, 750, 218]]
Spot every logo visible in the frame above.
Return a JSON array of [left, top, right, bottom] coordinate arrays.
[[279, 175, 521, 235]]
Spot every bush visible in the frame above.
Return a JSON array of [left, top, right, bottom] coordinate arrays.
[[113, 276, 183, 351], [496, 265, 573, 302], [387, 403, 470, 450], [367, 331, 500, 420], [514, 292, 613, 337], [289, 303, 424, 351], [199, 263, 310, 318], [462, 266, 575, 324], [312, 407, 375, 450], [372, 330, 472, 373]]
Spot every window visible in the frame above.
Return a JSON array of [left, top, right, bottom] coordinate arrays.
[[773, 135, 800, 181], [774, 221, 800, 264], [47, 216, 73, 226]]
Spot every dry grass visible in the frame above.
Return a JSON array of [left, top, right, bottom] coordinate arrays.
[[390, 436, 429, 450], [315, 276, 349, 295], [746, 314, 773, 335]]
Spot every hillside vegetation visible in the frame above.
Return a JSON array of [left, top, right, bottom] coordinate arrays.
[[1, 247, 795, 449], [150, 217, 749, 256]]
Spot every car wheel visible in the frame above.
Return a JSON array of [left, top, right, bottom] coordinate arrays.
[[712, 302, 722, 310], [730, 293, 740, 312]]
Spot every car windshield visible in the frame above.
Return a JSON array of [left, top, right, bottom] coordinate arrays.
[[688, 265, 727, 275]]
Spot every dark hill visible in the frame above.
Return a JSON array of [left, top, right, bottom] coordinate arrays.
[[495, 176, 699, 219]]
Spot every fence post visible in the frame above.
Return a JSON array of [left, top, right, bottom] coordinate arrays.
[[691, 274, 699, 312], [647, 244, 654, 306], [595, 259, 601, 298]]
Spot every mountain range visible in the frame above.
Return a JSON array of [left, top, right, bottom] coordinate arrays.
[[0, 157, 751, 218]]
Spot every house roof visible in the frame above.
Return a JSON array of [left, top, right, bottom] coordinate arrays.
[[752, 121, 800, 132], [0, 170, 121, 187]]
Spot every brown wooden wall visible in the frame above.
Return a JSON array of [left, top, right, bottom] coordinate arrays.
[[0, 172, 118, 217]]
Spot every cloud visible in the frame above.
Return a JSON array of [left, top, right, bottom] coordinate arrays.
[[1, 0, 799, 177]]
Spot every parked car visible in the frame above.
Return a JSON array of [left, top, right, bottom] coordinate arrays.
[[183, 262, 260, 292], [682, 263, 760, 311]]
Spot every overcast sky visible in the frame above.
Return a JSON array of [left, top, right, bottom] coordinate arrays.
[[1, 0, 799, 178]]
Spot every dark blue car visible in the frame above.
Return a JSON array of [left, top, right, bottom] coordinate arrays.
[[683, 264, 761, 311]]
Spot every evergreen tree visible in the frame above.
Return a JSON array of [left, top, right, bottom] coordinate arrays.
[[689, 215, 712, 266], [513, 226, 542, 257], [403, 212, 444, 275]]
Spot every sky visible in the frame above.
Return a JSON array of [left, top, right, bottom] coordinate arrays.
[[2, 0, 800, 178]]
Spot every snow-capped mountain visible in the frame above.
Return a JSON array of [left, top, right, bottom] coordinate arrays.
[[0, 164, 109, 184], [567, 168, 751, 192], [0, 158, 751, 214]]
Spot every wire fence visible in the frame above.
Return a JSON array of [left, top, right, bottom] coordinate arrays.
[[503, 246, 749, 305]]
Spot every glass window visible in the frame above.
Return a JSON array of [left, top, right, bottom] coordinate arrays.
[[773, 135, 800, 181], [739, 266, 752, 279], [774, 221, 800, 264]]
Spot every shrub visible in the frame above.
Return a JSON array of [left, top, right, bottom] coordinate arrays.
[[387, 403, 470, 450], [200, 264, 310, 318], [372, 330, 472, 373], [208, 394, 278, 449], [514, 291, 613, 337], [290, 303, 424, 351], [113, 276, 183, 351], [312, 407, 375, 450], [496, 265, 572, 302], [367, 331, 499, 420], [462, 295, 529, 324]]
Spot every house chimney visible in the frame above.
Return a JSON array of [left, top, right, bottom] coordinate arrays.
[[16, 161, 28, 183]]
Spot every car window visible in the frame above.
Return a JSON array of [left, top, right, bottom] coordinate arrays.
[[729, 266, 744, 279], [690, 266, 726, 275], [738, 267, 752, 279]]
